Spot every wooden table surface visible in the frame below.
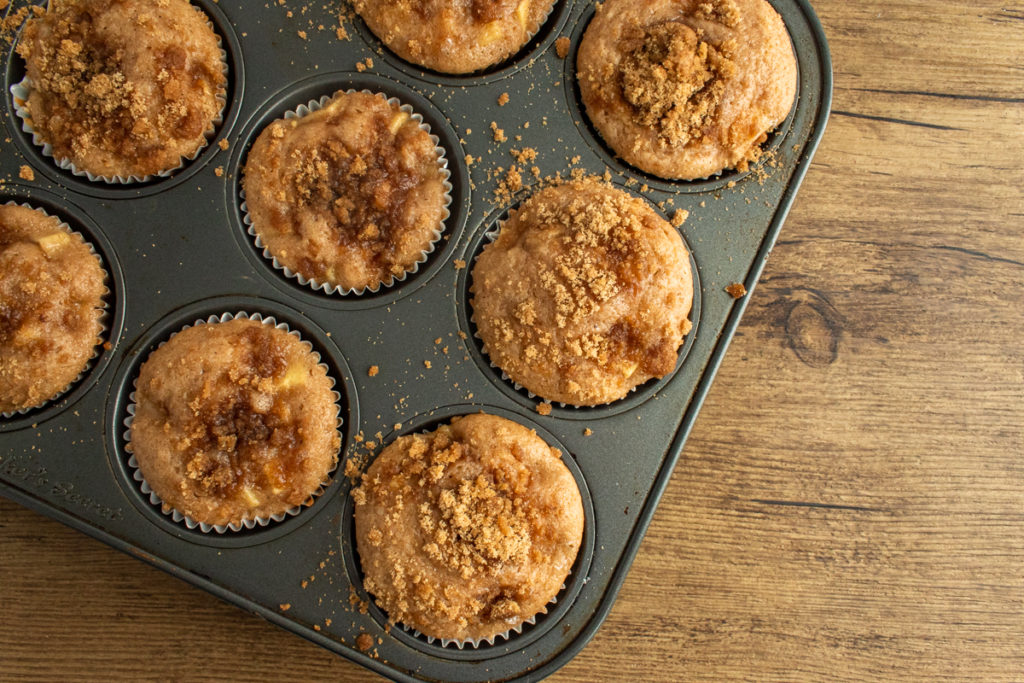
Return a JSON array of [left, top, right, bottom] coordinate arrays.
[[3, 1, 1022, 680]]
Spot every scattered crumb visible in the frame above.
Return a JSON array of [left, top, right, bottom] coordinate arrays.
[[368, 365, 379, 377], [218, 139, 229, 151], [465, 154, 475, 166], [536, 402, 552, 416], [214, 166, 224, 178], [279, 603, 291, 611], [671, 209, 689, 227], [355, 57, 373, 72], [490, 121, 507, 143], [583, 428, 593, 436], [18, 165, 34, 181], [725, 283, 747, 299], [453, 259, 466, 270], [297, 30, 307, 40], [356, 633, 374, 652], [497, 92, 510, 107], [423, 360, 432, 369], [313, 624, 321, 632], [555, 36, 571, 59]]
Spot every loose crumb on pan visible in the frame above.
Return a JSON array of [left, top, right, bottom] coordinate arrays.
[[536, 402, 552, 416], [218, 138, 230, 151], [490, 121, 507, 143], [671, 209, 689, 227], [453, 259, 466, 270], [356, 632, 374, 652], [555, 36, 571, 59], [18, 165, 34, 181], [497, 92, 509, 107], [368, 365, 379, 377], [583, 428, 593, 436], [725, 282, 747, 298]]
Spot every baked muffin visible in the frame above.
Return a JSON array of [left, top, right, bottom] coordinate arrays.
[[243, 91, 448, 293], [353, 0, 557, 74], [354, 413, 584, 642], [471, 180, 693, 406], [129, 318, 340, 528], [0, 204, 106, 414], [577, 0, 797, 180], [15, 0, 226, 180]]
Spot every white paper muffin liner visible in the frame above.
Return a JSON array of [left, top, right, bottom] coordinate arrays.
[[0, 201, 111, 418], [122, 312, 343, 534], [400, 583, 565, 649], [240, 90, 452, 296], [10, 14, 229, 184]]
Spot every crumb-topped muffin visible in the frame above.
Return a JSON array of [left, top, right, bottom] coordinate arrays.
[[471, 180, 693, 405], [354, 414, 584, 642], [0, 204, 106, 414], [577, 0, 797, 180], [129, 318, 340, 528], [354, 0, 557, 74], [243, 91, 448, 293], [15, 0, 226, 179]]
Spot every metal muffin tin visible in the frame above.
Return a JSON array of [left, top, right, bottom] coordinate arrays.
[[0, 1, 831, 680]]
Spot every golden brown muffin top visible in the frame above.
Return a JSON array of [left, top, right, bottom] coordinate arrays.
[[577, 0, 797, 180], [16, 0, 226, 179], [471, 180, 694, 405], [353, 0, 557, 74], [0, 204, 106, 414], [130, 318, 340, 527], [243, 91, 447, 293], [354, 414, 584, 642]]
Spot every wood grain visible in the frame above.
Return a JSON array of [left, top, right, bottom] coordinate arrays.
[[2, 1, 1023, 680]]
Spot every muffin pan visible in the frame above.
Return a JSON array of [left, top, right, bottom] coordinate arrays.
[[0, 1, 832, 680]]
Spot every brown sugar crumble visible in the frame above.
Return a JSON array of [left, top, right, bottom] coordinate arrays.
[[555, 36, 571, 59], [619, 21, 735, 149], [725, 282, 747, 299], [18, 165, 34, 181]]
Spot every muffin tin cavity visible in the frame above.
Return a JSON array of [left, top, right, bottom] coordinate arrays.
[[561, 4, 800, 194], [0, 187, 125, 433], [227, 72, 469, 310], [456, 184, 702, 421], [3, 0, 244, 200], [352, 0, 573, 86], [340, 404, 595, 660], [105, 298, 359, 549]]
